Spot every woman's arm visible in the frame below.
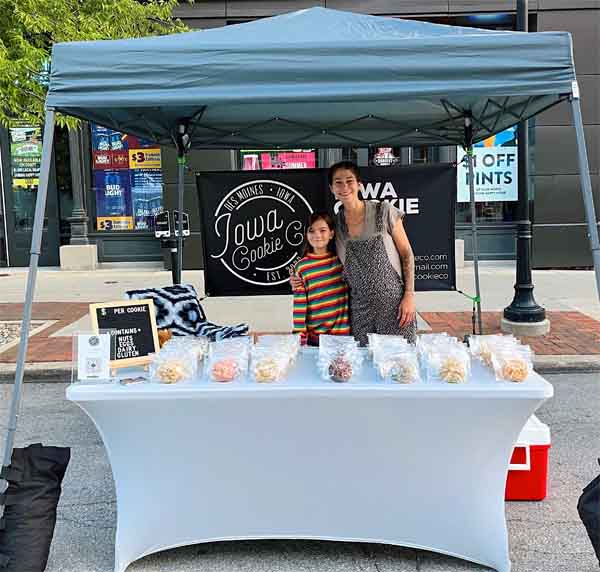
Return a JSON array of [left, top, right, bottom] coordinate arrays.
[[391, 218, 416, 328]]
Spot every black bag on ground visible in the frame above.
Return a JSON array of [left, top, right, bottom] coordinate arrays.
[[577, 458, 600, 565], [0, 443, 71, 572]]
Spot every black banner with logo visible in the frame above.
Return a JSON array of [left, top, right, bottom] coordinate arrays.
[[197, 164, 456, 296]]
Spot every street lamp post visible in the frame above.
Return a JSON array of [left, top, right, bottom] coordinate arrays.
[[502, 0, 548, 331]]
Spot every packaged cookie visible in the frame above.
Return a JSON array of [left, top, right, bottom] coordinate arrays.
[[469, 334, 519, 368], [375, 349, 420, 384], [318, 335, 363, 383], [426, 344, 470, 384], [250, 347, 288, 383], [492, 345, 533, 383], [150, 346, 197, 384], [255, 334, 301, 371], [206, 339, 249, 383]]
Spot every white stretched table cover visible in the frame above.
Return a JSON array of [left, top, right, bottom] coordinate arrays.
[[67, 349, 553, 572]]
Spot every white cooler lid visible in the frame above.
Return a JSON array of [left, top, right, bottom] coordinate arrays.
[[516, 414, 551, 446]]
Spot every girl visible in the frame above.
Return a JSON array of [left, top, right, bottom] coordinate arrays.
[[292, 212, 350, 346]]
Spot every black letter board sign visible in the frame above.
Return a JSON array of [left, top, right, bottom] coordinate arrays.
[[90, 300, 160, 368], [197, 164, 455, 296]]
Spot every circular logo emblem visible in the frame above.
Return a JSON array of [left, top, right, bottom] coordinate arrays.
[[211, 180, 313, 286], [88, 336, 100, 347]]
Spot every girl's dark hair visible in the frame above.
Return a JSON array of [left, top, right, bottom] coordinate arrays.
[[328, 161, 361, 186], [303, 211, 336, 256]]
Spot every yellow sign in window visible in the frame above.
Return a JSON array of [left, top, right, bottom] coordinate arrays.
[[128, 149, 162, 169], [97, 216, 134, 231]]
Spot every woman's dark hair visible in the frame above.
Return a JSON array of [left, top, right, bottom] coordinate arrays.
[[303, 211, 336, 256], [328, 161, 361, 186]]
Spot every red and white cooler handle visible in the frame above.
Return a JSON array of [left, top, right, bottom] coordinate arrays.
[[508, 444, 531, 471]]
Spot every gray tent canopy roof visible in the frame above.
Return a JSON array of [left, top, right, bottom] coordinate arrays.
[[46, 7, 576, 149]]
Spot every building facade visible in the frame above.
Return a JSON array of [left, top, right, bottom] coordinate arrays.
[[0, 1, 597, 268]]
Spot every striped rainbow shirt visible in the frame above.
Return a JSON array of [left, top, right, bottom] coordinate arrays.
[[292, 252, 350, 344]]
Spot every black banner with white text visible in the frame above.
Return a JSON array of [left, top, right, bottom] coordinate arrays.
[[197, 164, 456, 296]]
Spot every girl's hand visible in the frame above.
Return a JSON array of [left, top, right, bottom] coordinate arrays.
[[289, 268, 304, 291], [397, 292, 416, 328]]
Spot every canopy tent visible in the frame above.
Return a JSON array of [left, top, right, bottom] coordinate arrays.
[[4, 8, 600, 489], [47, 7, 575, 149]]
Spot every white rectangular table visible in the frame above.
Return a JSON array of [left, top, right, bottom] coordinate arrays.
[[67, 349, 553, 572]]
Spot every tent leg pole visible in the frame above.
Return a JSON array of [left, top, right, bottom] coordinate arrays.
[[466, 149, 483, 334], [570, 96, 600, 300], [464, 113, 483, 335], [2, 108, 56, 477], [176, 155, 185, 285], [175, 124, 187, 286]]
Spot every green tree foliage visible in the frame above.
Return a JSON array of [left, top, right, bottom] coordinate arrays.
[[0, 0, 189, 127]]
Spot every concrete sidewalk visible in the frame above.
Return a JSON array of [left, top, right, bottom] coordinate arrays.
[[1, 262, 599, 379]]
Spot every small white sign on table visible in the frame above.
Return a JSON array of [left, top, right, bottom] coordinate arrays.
[[74, 333, 112, 382]]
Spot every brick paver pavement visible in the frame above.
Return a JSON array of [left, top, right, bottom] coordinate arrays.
[[0, 303, 90, 363], [420, 311, 600, 355]]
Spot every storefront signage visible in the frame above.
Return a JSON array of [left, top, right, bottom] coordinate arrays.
[[91, 124, 164, 231], [9, 127, 43, 189], [90, 300, 159, 368], [241, 150, 316, 170], [97, 216, 134, 231], [198, 164, 456, 295], [457, 127, 518, 203], [129, 148, 162, 169]]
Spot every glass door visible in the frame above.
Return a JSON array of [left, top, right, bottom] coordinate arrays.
[[1, 126, 60, 267]]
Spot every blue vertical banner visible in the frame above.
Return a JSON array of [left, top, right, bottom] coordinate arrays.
[[94, 170, 133, 230], [130, 169, 164, 230]]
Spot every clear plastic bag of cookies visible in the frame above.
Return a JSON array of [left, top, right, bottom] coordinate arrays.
[[150, 346, 198, 384], [255, 334, 301, 369], [469, 334, 519, 368], [492, 345, 533, 383], [375, 349, 420, 384], [206, 340, 249, 383], [318, 335, 363, 383], [250, 347, 288, 383], [426, 344, 471, 384]]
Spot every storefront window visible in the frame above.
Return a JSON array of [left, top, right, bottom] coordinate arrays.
[[91, 123, 164, 231], [239, 149, 316, 170], [342, 129, 520, 226], [456, 126, 518, 224], [54, 127, 73, 244]]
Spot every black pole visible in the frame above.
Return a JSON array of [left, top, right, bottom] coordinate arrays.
[[503, 0, 546, 324], [169, 240, 178, 286], [175, 123, 189, 286]]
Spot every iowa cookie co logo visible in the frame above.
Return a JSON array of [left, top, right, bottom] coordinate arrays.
[[211, 180, 312, 286]]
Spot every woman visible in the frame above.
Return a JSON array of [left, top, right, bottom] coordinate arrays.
[[292, 161, 417, 345]]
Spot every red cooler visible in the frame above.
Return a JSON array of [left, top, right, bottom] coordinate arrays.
[[505, 414, 551, 501]]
